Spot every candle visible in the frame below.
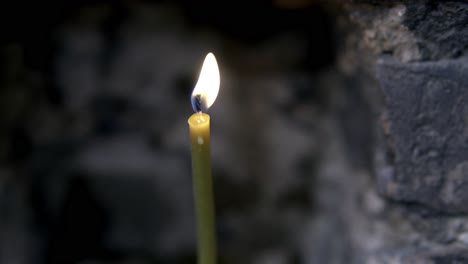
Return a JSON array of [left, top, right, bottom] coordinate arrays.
[[188, 52, 220, 264]]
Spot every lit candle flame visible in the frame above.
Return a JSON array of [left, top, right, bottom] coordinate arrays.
[[191, 52, 220, 113]]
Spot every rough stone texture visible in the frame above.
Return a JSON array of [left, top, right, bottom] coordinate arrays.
[[349, 4, 421, 62], [340, 0, 468, 263], [376, 58, 468, 213], [404, 1, 468, 61], [348, 1, 468, 62]]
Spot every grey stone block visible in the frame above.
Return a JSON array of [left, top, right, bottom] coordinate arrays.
[[376, 57, 468, 213]]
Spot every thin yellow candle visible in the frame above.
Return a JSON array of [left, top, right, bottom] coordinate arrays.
[[188, 53, 220, 264]]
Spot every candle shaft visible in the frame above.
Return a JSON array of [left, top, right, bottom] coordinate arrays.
[[188, 113, 217, 264]]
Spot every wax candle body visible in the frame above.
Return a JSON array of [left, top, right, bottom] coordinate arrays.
[[188, 113, 217, 264]]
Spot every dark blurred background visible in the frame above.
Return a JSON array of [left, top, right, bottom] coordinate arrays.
[[0, 1, 341, 263], [2, 1, 466, 264]]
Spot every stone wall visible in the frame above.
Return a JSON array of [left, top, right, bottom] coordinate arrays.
[[331, 1, 468, 263]]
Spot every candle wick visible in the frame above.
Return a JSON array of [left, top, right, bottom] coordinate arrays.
[[192, 94, 204, 113]]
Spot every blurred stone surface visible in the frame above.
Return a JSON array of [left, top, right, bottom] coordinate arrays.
[[403, 1, 468, 61], [340, 1, 468, 263], [377, 58, 468, 213]]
